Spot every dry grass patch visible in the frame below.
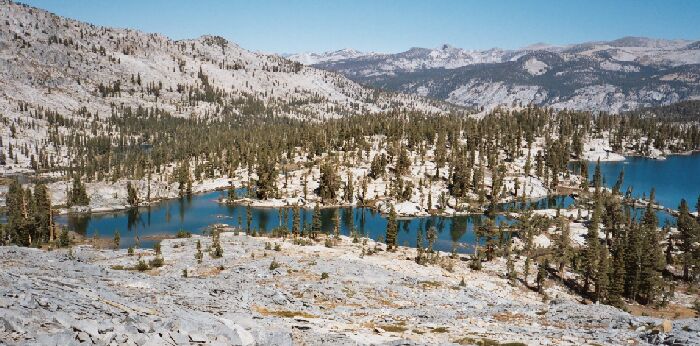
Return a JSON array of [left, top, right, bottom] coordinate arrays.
[[430, 326, 449, 333], [454, 336, 527, 346], [378, 324, 408, 333], [627, 303, 697, 319], [418, 280, 443, 289], [254, 305, 317, 319], [493, 312, 528, 322]]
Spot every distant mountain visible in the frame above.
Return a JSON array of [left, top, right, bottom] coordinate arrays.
[[289, 36, 700, 113], [0, 0, 453, 125], [284, 48, 373, 65]]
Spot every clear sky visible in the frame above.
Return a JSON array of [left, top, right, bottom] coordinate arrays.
[[17, 0, 700, 54]]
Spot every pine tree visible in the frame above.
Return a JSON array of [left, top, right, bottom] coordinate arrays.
[[292, 206, 301, 237], [6, 179, 28, 245], [246, 203, 252, 234], [553, 218, 572, 280], [416, 227, 424, 264], [583, 201, 601, 293], [386, 205, 398, 251], [677, 199, 699, 281], [113, 230, 120, 248], [592, 159, 602, 196], [255, 157, 277, 199], [67, 176, 90, 207], [127, 181, 139, 207], [449, 153, 470, 198], [523, 256, 531, 286], [638, 204, 664, 304], [33, 183, 53, 243], [369, 154, 385, 179], [506, 245, 517, 286], [395, 146, 411, 176], [344, 172, 354, 203], [427, 226, 436, 256], [318, 162, 340, 202], [536, 259, 548, 294], [311, 204, 322, 238], [579, 160, 589, 190], [332, 209, 340, 239], [608, 238, 626, 307], [612, 169, 624, 195], [595, 245, 610, 303], [176, 161, 191, 197], [624, 221, 642, 300]]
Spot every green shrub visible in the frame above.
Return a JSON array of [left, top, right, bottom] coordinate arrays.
[[176, 230, 192, 238], [59, 229, 70, 247], [211, 242, 223, 258], [113, 231, 120, 248], [135, 259, 149, 271], [149, 256, 164, 268]]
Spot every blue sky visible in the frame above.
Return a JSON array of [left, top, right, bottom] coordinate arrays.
[[18, 0, 700, 54]]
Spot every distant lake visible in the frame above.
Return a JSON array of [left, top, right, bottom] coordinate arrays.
[[585, 153, 700, 211]]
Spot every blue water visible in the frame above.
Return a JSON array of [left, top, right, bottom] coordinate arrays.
[[55, 190, 517, 252], [41, 154, 700, 251], [581, 153, 700, 211]]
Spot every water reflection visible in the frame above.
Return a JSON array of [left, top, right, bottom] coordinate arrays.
[[56, 190, 514, 252], [52, 151, 695, 253], [572, 153, 700, 211]]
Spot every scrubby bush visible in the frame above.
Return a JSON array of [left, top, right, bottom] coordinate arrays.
[[149, 256, 164, 268], [59, 229, 70, 247], [176, 230, 192, 238], [136, 259, 149, 271]]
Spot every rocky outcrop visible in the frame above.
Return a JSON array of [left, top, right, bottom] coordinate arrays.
[[2, 233, 698, 345]]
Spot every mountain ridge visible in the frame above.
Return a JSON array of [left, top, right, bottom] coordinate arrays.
[[288, 36, 700, 113], [0, 0, 456, 123]]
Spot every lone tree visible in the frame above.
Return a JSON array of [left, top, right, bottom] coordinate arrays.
[[127, 181, 139, 207]]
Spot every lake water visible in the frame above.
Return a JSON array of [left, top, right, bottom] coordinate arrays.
[[42, 153, 700, 251], [54, 191, 574, 252], [584, 153, 700, 211]]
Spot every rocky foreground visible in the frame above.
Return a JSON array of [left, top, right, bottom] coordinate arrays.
[[1, 234, 698, 345]]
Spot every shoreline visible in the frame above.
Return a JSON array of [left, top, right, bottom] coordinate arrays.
[[4, 151, 698, 220]]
